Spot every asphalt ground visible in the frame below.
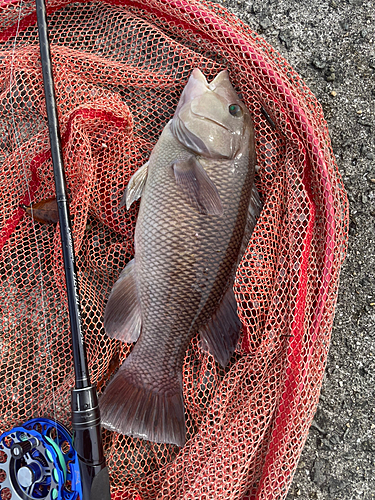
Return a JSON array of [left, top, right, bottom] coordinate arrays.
[[210, 0, 374, 498]]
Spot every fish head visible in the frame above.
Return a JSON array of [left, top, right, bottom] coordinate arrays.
[[171, 69, 252, 159]]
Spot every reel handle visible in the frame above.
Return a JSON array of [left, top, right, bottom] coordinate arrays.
[[10, 437, 39, 458]]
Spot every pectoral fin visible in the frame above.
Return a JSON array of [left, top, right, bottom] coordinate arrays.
[[120, 161, 149, 209], [173, 156, 223, 216], [199, 285, 241, 367], [103, 259, 141, 343]]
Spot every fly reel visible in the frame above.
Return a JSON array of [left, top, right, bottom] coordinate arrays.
[[0, 418, 82, 500]]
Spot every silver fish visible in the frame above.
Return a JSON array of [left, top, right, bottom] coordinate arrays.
[[100, 68, 262, 446]]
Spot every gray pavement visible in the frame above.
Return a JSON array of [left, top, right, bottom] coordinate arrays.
[[211, 0, 375, 498]]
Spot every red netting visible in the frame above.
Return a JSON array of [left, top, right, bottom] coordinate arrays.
[[0, 0, 348, 498]]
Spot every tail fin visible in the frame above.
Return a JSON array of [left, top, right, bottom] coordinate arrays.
[[100, 361, 185, 446]]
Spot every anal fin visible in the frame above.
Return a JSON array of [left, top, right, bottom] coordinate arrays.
[[104, 259, 141, 343], [199, 286, 241, 367]]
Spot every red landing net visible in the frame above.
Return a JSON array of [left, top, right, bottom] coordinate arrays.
[[0, 0, 348, 498]]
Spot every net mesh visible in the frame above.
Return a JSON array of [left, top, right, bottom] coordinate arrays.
[[0, 0, 348, 498]]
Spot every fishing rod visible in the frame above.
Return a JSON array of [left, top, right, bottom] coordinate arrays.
[[33, 0, 111, 498]]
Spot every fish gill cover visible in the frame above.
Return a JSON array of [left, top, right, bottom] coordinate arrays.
[[0, 0, 348, 499]]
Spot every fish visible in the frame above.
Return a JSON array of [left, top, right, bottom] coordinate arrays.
[[100, 68, 262, 446]]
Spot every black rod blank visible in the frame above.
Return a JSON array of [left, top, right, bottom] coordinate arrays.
[[35, 0, 88, 391], [35, 1, 110, 498]]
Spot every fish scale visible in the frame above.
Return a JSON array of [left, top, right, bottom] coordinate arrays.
[[135, 144, 252, 358], [100, 68, 260, 446]]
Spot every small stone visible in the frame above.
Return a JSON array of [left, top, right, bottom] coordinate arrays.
[[361, 439, 375, 452], [340, 20, 349, 31], [330, 0, 338, 6], [360, 144, 374, 159], [370, 178, 375, 183], [252, 3, 262, 14], [314, 408, 329, 431], [331, 91, 337, 96], [259, 16, 272, 30], [311, 55, 327, 70], [357, 110, 363, 114], [325, 72, 336, 81], [279, 29, 293, 49], [360, 29, 368, 38], [311, 459, 327, 487], [362, 194, 368, 204]]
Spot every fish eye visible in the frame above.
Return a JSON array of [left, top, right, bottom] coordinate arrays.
[[229, 104, 243, 117]]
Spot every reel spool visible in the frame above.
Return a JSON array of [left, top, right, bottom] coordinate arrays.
[[0, 418, 82, 500]]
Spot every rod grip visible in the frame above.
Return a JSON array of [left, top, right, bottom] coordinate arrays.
[[71, 386, 111, 499]]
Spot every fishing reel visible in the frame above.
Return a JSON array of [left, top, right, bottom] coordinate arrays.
[[0, 418, 82, 500]]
